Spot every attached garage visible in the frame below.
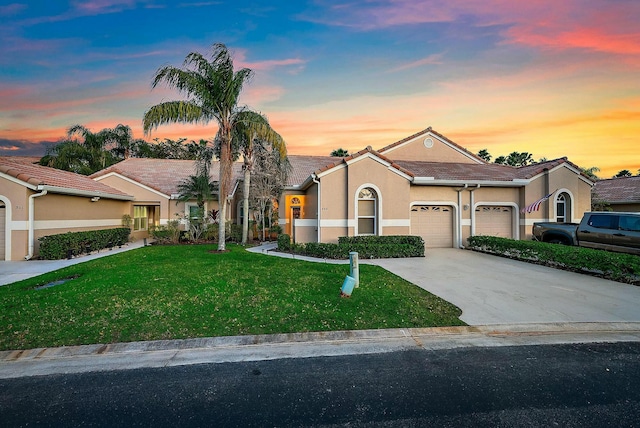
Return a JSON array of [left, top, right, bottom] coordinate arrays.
[[475, 206, 513, 238], [410, 205, 454, 248], [0, 204, 5, 260]]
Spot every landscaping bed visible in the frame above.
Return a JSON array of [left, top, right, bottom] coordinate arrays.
[[467, 236, 640, 285]]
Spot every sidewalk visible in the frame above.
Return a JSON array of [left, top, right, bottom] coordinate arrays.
[[2, 322, 640, 379], [0, 240, 148, 286]]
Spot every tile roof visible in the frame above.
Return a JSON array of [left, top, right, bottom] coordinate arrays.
[[91, 158, 244, 196], [592, 176, 640, 204], [286, 153, 583, 186], [394, 160, 518, 181], [0, 157, 132, 199], [286, 155, 344, 186]]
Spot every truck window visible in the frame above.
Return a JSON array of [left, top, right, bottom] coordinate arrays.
[[619, 216, 640, 232], [587, 214, 618, 229]]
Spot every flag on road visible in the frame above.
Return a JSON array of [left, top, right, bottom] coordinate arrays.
[[521, 190, 557, 214]]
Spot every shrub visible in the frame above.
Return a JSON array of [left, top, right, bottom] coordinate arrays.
[[281, 235, 425, 259], [277, 234, 291, 251], [150, 219, 181, 244], [467, 235, 640, 284], [39, 228, 130, 260]]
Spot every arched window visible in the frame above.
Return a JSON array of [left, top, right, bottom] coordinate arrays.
[[556, 192, 571, 223], [357, 187, 378, 235]]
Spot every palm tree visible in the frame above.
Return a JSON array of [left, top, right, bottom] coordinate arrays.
[[330, 148, 349, 157], [143, 43, 255, 251], [40, 124, 125, 174], [229, 111, 286, 245], [614, 169, 632, 178], [580, 166, 600, 180], [477, 149, 491, 162]]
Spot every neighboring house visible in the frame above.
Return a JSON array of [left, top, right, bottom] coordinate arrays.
[[592, 176, 640, 212], [91, 158, 243, 240], [0, 157, 133, 261], [280, 127, 593, 247]]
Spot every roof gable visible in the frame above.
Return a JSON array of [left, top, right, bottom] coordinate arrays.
[[378, 127, 485, 164]]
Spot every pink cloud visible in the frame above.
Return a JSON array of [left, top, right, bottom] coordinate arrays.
[[306, 0, 640, 57]]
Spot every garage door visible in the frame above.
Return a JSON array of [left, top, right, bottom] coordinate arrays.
[[410, 205, 454, 248], [0, 205, 5, 260], [475, 206, 513, 238]]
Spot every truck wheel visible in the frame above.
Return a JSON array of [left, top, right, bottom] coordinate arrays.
[[547, 238, 568, 245]]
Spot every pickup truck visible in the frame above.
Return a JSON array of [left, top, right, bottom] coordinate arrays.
[[532, 211, 640, 255]]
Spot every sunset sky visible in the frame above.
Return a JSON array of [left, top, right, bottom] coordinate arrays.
[[1, 0, 639, 178]]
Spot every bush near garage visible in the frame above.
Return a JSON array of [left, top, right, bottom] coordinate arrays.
[[466, 235, 640, 285], [38, 228, 131, 260], [277, 235, 425, 259]]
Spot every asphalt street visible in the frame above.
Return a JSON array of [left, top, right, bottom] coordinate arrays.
[[2, 342, 640, 427]]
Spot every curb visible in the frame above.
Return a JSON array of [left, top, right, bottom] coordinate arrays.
[[2, 322, 640, 379]]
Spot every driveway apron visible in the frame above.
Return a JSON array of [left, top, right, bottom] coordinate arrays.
[[368, 249, 640, 325]]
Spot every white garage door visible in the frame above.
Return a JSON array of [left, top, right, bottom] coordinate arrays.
[[475, 206, 513, 238], [0, 205, 5, 260], [410, 205, 454, 248]]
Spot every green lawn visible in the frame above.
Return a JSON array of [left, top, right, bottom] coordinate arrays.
[[0, 245, 464, 351]]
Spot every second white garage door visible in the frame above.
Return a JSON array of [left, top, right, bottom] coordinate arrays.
[[410, 205, 454, 248], [475, 206, 513, 239]]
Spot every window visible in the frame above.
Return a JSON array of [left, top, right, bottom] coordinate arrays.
[[556, 193, 571, 222], [619, 215, 640, 232], [133, 206, 148, 231], [587, 214, 617, 229], [357, 187, 378, 235]]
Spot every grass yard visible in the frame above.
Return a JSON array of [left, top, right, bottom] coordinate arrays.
[[0, 245, 464, 351]]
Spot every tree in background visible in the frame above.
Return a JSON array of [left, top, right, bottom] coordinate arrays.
[[227, 111, 286, 245], [477, 149, 491, 162], [143, 43, 257, 251], [40, 124, 134, 175], [614, 169, 632, 178], [250, 142, 291, 241], [175, 141, 217, 241], [580, 166, 600, 180], [330, 148, 349, 157]]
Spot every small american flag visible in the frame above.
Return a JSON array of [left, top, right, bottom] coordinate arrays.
[[521, 190, 556, 214]]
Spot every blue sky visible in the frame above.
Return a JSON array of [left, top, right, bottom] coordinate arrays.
[[1, 0, 639, 177]]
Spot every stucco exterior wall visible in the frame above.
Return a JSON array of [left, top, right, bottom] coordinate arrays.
[[381, 135, 480, 164], [32, 193, 130, 256]]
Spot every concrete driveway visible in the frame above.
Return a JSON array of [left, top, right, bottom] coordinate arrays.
[[368, 249, 640, 325]]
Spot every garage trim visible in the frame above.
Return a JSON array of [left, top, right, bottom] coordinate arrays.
[[472, 202, 520, 240]]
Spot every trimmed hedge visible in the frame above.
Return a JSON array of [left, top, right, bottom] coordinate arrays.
[[38, 228, 131, 260], [467, 235, 640, 285], [277, 235, 425, 259]]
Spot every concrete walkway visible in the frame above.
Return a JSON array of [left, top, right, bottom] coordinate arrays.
[[0, 240, 147, 286]]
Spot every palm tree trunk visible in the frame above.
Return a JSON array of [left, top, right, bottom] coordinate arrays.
[[217, 126, 233, 251], [241, 166, 251, 245]]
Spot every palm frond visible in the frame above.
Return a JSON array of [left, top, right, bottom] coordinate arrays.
[[143, 101, 208, 135]]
